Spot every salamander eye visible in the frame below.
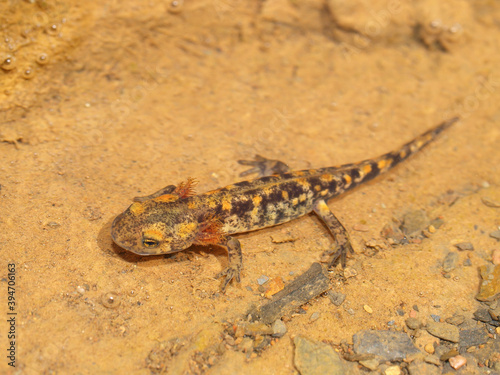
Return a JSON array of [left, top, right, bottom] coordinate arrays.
[[142, 238, 160, 248]]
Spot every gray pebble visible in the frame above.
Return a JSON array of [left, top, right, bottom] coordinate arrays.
[[328, 291, 346, 306], [294, 336, 346, 375], [310, 312, 320, 322], [401, 210, 430, 236], [353, 330, 420, 361], [490, 230, 500, 240], [405, 317, 421, 330], [408, 360, 441, 375], [459, 328, 489, 348], [454, 242, 474, 251], [257, 275, 269, 285], [463, 258, 472, 267], [443, 252, 459, 272], [272, 319, 287, 338], [426, 321, 460, 343], [430, 218, 445, 229], [445, 315, 465, 326]]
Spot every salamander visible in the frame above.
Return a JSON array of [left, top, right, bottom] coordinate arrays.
[[111, 117, 458, 291]]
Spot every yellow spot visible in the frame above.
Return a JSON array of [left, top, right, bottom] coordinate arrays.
[[187, 201, 198, 209], [317, 201, 330, 214], [309, 169, 317, 174], [320, 189, 328, 196], [320, 174, 334, 182], [400, 150, 407, 158], [378, 159, 392, 170], [296, 178, 310, 188], [130, 202, 144, 215], [209, 200, 217, 208], [343, 174, 352, 185], [314, 185, 321, 191], [154, 194, 178, 203], [176, 222, 197, 239], [143, 229, 163, 241], [253, 195, 262, 205], [415, 140, 423, 148], [222, 199, 232, 211], [225, 184, 235, 190], [293, 171, 305, 177], [363, 164, 372, 174], [292, 198, 299, 205], [299, 194, 306, 202], [281, 190, 289, 200]]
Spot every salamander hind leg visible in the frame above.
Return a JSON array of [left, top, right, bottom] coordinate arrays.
[[238, 154, 290, 177], [215, 236, 243, 292], [313, 199, 354, 268]]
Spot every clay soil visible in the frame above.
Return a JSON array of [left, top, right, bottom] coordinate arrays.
[[1, 0, 500, 374]]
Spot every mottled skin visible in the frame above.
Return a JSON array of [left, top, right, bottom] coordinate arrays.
[[111, 118, 458, 291]]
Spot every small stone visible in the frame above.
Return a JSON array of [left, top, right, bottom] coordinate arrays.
[[359, 358, 379, 371], [401, 210, 430, 236], [430, 218, 445, 229], [353, 223, 370, 232], [463, 258, 472, 267], [424, 343, 435, 354], [384, 365, 401, 375], [442, 252, 459, 273], [363, 305, 373, 314], [428, 225, 436, 233], [454, 242, 474, 251], [271, 319, 287, 338], [490, 230, 500, 240], [353, 330, 420, 361], [408, 360, 440, 375], [328, 291, 346, 306], [426, 321, 460, 342], [424, 354, 441, 366], [406, 317, 421, 330], [257, 275, 269, 285], [492, 249, 500, 265], [476, 264, 500, 301], [445, 315, 465, 326], [473, 308, 493, 323], [310, 312, 320, 322], [343, 267, 357, 279], [482, 197, 500, 208], [294, 336, 346, 374], [449, 355, 467, 370], [76, 286, 86, 294], [439, 348, 459, 361]]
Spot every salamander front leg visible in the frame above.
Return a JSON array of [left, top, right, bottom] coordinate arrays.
[[238, 154, 290, 177], [313, 199, 354, 268], [215, 236, 243, 292]]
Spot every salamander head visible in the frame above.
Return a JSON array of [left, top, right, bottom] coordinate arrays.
[[111, 200, 199, 255]]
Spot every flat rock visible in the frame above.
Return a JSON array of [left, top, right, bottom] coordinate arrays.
[[459, 328, 489, 348], [353, 330, 420, 361], [408, 360, 441, 375], [426, 321, 460, 343], [294, 336, 345, 375], [401, 210, 430, 236], [476, 264, 500, 302], [443, 252, 459, 273]]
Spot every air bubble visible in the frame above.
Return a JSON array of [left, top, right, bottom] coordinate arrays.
[[425, 19, 443, 36], [101, 292, 121, 309], [168, 0, 184, 14], [1, 55, 16, 71], [22, 67, 35, 79], [36, 53, 49, 66], [46, 23, 59, 36]]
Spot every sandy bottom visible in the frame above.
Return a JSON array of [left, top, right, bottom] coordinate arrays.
[[1, 0, 500, 373]]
